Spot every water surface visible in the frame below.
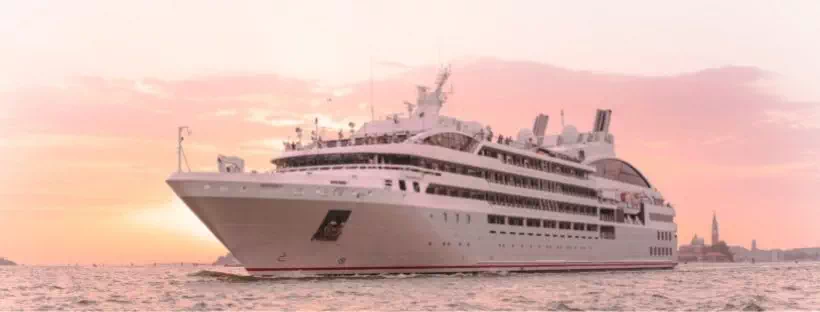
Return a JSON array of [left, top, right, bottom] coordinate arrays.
[[1, 262, 818, 310]]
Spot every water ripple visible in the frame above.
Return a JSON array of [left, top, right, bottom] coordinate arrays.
[[0, 262, 818, 310]]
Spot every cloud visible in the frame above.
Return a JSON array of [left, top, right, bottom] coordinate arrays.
[[3, 57, 820, 262], [245, 108, 305, 127], [763, 108, 820, 129], [133, 80, 165, 97], [198, 109, 238, 119], [376, 60, 412, 69], [702, 135, 737, 146]]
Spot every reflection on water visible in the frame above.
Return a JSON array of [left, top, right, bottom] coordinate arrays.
[[1, 262, 818, 310]]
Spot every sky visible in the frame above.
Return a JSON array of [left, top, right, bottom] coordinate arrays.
[[1, 0, 819, 265]]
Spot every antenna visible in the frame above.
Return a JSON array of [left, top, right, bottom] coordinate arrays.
[[404, 101, 415, 116], [561, 109, 565, 128]]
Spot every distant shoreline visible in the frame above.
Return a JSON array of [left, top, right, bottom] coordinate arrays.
[[0, 258, 17, 266]]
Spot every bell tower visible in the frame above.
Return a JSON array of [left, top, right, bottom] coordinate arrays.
[[711, 211, 720, 246]]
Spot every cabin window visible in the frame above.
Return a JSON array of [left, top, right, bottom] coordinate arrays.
[[412, 181, 420, 193], [399, 180, 407, 191], [544, 220, 557, 229], [487, 214, 505, 224], [601, 226, 616, 240], [508, 217, 524, 226], [526, 218, 541, 227]]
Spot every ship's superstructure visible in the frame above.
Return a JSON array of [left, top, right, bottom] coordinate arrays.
[[167, 67, 678, 276]]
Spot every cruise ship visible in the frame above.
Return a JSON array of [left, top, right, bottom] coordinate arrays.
[[167, 67, 678, 276]]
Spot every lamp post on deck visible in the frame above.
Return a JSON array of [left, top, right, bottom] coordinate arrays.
[[177, 126, 192, 173]]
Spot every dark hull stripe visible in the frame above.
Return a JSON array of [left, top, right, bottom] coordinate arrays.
[[246, 261, 678, 272]]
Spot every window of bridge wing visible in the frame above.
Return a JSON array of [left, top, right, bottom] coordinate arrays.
[[423, 132, 479, 152], [589, 159, 651, 188]]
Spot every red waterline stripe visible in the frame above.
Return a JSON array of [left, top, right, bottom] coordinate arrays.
[[246, 261, 677, 272]]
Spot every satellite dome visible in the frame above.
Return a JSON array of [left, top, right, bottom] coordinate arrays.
[[517, 128, 535, 144], [560, 125, 579, 144]]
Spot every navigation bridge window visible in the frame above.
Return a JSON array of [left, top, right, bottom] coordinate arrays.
[[589, 159, 652, 188], [422, 132, 480, 152]]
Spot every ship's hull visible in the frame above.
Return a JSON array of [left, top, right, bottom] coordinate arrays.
[[168, 173, 676, 276]]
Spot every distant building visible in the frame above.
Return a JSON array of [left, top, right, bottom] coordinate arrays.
[[711, 211, 720, 246], [678, 213, 731, 262], [0, 257, 17, 266], [678, 234, 712, 262], [731, 242, 787, 263]]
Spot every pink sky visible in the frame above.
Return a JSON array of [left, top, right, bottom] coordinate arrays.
[[1, 1, 819, 265]]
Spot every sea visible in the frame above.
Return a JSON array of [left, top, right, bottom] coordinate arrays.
[[1, 262, 818, 311]]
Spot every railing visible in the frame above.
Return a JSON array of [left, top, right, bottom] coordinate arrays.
[[275, 164, 441, 176], [600, 215, 617, 223], [285, 135, 410, 151]]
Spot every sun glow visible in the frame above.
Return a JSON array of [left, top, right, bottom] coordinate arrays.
[[127, 196, 217, 242]]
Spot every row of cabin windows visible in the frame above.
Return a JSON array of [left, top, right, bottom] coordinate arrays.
[[488, 214, 600, 232], [658, 231, 673, 241], [275, 152, 597, 201], [421, 132, 586, 176], [479, 146, 588, 179], [426, 183, 598, 218], [651, 247, 672, 257], [484, 169, 597, 199], [649, 212, 675, 223], [490, 230, 600, 240]]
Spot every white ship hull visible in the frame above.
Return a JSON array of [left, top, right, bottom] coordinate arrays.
[[168, 172, 676, 276], [168, 68, 679, 276]]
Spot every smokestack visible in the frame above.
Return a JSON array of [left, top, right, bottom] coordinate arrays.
[[532, 114, 549, 145], [593, 109, 612, 133]]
